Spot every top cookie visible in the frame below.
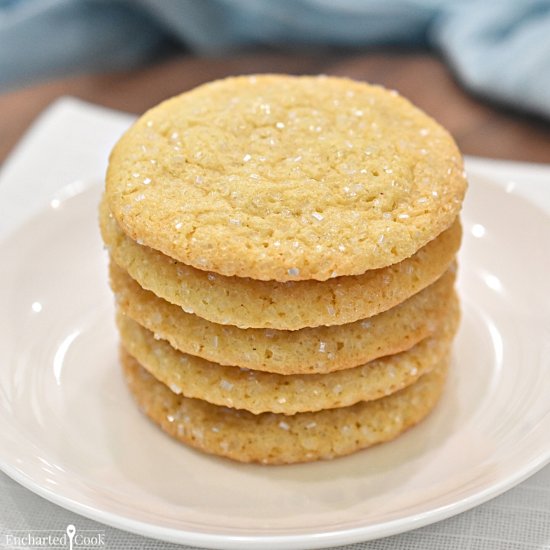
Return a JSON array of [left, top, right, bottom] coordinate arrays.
[[106, 74, 466, 281]]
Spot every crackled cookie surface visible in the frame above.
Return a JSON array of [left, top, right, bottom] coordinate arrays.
[[106, 74, 466, 281]]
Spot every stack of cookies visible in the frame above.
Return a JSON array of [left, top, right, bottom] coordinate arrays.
[[100, 75, 467, 464]]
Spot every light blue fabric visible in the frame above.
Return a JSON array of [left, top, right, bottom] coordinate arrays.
[[1, 0, 550, 119]]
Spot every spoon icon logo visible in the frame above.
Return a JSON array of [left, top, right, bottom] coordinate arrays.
[[66, 525, 76, 550]]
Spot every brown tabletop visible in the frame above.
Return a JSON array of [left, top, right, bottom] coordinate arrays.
[[2, 52, 550, 165]]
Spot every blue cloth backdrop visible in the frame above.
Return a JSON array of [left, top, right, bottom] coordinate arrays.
[[1, 0, 550, 119]]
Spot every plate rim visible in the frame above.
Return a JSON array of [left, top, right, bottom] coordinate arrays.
[[2, 450, 550, 549]]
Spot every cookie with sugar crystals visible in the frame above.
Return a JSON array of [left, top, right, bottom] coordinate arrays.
[[105, 74, 466, 282], [121, 349, 449, 464], [111, 261, 456, 374], [100, 197, 461, 329], [117, 291, 458, 414]]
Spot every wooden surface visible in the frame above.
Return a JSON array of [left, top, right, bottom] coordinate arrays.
[[2, 52, 550, 164]]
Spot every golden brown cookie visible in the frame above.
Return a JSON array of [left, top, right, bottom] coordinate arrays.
[[117, 291, 458, 414], [100, 198, 461, 329], [121, 348, 450, 464], [105, 75, 466, 281], [111, 262, 456, 374]]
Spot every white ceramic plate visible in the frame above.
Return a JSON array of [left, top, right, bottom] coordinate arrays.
[[1, 174, 550, 550]]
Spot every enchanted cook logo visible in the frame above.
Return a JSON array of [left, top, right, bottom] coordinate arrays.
[[2, 525, 105, 549]]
